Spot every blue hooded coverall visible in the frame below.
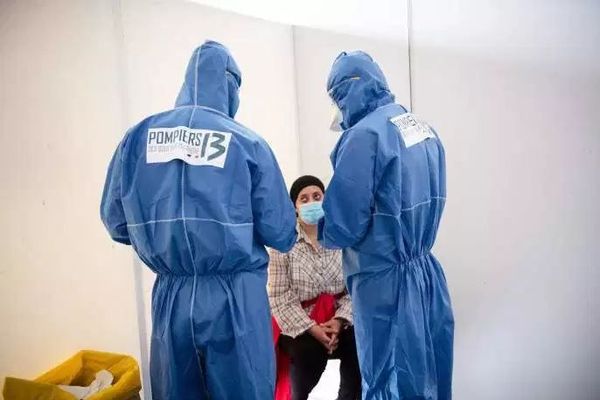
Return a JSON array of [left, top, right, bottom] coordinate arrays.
[[101, 41, 297, 400], [319, 51, 454, 400]]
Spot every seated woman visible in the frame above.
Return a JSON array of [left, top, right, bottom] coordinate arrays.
[[269, 175, 361, 400]]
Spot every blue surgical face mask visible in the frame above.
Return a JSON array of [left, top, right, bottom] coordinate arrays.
[[299, 201, 324, 225]]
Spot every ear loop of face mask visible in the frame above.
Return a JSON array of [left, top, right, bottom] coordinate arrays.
[[328, 77, 360, 132]]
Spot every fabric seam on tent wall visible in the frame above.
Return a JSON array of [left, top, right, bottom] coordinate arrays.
[[111, 0, 152, 398]]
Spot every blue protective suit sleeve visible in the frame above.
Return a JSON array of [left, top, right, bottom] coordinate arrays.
[[251, 142, 297, 252], [100, 140, 131, 245], [319, 128, 377, 248]]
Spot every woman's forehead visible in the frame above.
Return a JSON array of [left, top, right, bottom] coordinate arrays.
[[298, 185, 323, 197]]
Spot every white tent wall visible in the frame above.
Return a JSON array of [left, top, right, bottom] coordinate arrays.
[[0, 0, 141, 395], [410, 1, 600, 399]]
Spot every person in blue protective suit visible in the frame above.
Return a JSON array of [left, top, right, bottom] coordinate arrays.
[[100, 41, 297, 400], [319, 51, 454, 400]]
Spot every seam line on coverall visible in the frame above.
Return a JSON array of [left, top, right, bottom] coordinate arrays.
[[182, 47, 204, 386], [374, 196, 446, 218], [127, 218, 253, 228]]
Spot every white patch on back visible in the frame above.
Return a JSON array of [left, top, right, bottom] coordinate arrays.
[[146, 126, 231, 168], [390, 113, 435, 148]]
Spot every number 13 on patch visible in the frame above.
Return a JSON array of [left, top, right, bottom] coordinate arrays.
[[390, 113, 435, 148]]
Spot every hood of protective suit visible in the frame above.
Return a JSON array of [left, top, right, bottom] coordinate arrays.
[[327, 51, 395, 129], [175, 40, 242, 118]]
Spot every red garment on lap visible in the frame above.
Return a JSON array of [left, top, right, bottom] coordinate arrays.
[[272, 292, 345, 400]]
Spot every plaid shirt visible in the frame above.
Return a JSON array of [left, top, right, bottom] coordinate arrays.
[[268, 224, 353, 338]]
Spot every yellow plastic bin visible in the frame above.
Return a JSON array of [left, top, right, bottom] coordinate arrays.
[[3, 350, 142, 400]]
